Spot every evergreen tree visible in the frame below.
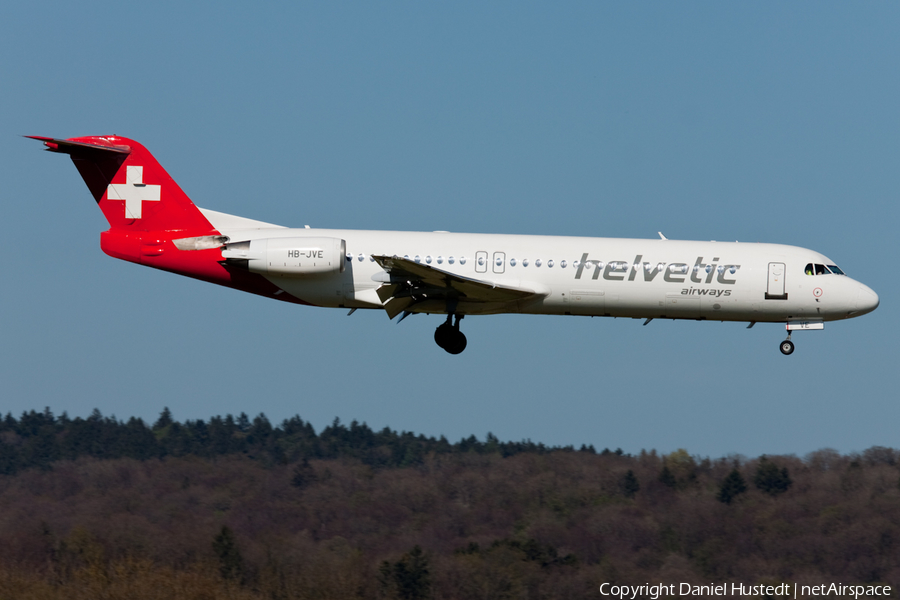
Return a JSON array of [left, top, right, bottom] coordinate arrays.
[[118, 417, 162, 460], [753, 456, 792, 496], [153, 407, 173, 430], [290, 458, 317, 488], [392, 546, 431, 600], [0, 440, 18, 475], [21, 426, 60, 470], [717, 468, 748, 504], [212, 526, 243, 582], [209, 416, 240, 455], [658, 464, 676, 488], [621, 469, 640, 498], [236, 413, 251, 432], [247, 414, 273, 444]]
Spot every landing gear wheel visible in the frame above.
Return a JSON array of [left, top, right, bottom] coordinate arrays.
[[445, 331, 467, 355], [780, 340, 795, 355], [434, 323, 453, 349], [434, 314, 467, 354]]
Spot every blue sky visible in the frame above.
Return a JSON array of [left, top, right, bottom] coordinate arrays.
[[2, 2, 897, 458]]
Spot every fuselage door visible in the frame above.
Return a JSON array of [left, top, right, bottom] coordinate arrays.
[[475, 251, 488, 273], [766, 262, 788, 300]]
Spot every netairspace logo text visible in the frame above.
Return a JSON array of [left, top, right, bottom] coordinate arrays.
[[599, 582, 892, 599]]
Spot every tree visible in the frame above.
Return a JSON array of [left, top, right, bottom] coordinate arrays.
[[0, 440, 18, 475], [717, 468, 748, 504], [290, 458, 317, 488], [153, 407, 173, 430], [212, 526, 243, 582], [620, 470, 640, 498], [753, 456, 792, 496], [658, 464, 676, 488], [379, 546, 431, 600]]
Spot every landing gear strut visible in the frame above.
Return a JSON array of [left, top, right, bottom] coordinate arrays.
[[778, 320, 824, 355], [435, 314, 467, 354], [779, 333, 794, 356]]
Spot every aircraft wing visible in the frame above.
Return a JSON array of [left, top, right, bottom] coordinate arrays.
[[371, 255, 547, 319]]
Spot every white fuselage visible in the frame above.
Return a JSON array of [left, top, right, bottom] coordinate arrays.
[[213, 223, 879, 324]]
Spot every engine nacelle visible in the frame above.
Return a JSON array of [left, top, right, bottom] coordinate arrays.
[[221, 237, 346, 276]]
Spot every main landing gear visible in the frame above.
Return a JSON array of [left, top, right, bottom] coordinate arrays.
[[435, 314, 467, 354]]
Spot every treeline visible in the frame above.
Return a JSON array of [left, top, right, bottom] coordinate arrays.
[[0, 410, 899, 599], [0, 408, 608, 475]]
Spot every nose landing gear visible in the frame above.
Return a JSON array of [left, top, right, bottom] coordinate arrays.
[[779, 336, 795, 356], [778, 320, 824, 355], [435, 314, 467, 354]]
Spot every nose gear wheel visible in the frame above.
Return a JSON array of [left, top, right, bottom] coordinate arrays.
[[779, 331, 794, 355]]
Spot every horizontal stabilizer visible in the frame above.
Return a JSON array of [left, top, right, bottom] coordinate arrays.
[[26, 136, 131, 156]]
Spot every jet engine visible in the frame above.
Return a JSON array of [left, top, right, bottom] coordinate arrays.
[[221, 237, 346, 276]]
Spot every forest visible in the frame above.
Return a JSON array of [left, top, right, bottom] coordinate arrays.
[[0, 408, 897, 599]]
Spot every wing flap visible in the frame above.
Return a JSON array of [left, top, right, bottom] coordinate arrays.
[[371, 255, 546, 317]]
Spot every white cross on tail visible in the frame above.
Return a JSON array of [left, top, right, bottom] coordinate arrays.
[[106, 166, 161, 219]]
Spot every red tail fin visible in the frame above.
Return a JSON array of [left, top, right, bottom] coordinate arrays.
[[28, 135, 215, 235], [30, 135, 324, 307]]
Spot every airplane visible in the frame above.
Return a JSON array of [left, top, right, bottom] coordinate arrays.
[[29, 135, 879, 355]]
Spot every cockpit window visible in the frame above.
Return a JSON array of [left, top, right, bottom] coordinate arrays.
[[806, 262, 845, 276]]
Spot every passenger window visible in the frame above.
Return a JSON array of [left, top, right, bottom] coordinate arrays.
[[510, 258, 517, 267], [548, 260, 554, 268], [448, 256, 455, 264], [560, 260, 567, 268], [460, 257, 467, 265], [535, 259, 542, 267], [523, 259, 529, 267]]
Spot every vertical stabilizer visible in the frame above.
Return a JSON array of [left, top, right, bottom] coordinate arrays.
[[28, 135, 215, 236]]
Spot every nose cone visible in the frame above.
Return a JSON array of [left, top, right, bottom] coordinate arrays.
[[855, 284, 879, 316]]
